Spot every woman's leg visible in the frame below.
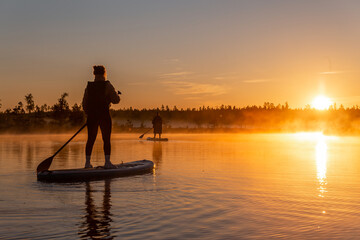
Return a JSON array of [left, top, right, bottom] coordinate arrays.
[[100, 115, 111, 156], [85, 118, 99, 167], [100, 114, 116, 168]]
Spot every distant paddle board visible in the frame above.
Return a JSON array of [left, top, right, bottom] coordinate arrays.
[[37, 160, 154, 182], [146, 137, 168, 142]]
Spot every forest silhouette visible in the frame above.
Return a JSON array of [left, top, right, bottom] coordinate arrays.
[[1, 93, 360, 135]]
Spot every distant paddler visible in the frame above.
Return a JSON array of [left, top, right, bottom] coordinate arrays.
[[152, 111, 163, 139], [82, 65, 120, 169]]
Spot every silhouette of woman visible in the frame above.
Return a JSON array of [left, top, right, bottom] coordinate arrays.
[[152, 112, 162, 139], [82, 65, 120, 169]]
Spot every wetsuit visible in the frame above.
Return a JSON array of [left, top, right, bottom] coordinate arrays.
[[82, 81, 120, 156]]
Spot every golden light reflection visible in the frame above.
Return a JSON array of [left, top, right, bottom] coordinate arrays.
[[294, 132, 324, 140], [316, 134, 327, 198], [294, 132, 329, 198]]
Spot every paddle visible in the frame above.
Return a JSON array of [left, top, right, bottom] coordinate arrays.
[[36, 123, 87, 173], [139, 128, 152, 139]]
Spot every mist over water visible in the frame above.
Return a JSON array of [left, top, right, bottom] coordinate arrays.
[[1, 133, 360, 239]]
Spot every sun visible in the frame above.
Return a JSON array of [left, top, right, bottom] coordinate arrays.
[[312, 96, 332, 110]]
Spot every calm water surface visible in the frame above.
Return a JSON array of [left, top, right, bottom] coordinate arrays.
[[1, 133, 360, 239]]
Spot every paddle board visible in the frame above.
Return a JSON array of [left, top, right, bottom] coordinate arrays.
[[37, 160, 154, 182], [146, 137, 168, 142]]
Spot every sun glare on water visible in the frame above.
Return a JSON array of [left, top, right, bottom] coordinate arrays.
[[312, 96, 332, 110]]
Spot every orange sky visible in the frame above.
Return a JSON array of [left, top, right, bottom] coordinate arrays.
[[1, 1, 360, 110]]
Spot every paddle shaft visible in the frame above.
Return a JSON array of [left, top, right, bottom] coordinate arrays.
[[139, 128, 152, 138], [52, 123, 87, 157], [36, 123, 87, 173]]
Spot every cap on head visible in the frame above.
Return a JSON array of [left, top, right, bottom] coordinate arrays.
[[93, 65, 106, 76]]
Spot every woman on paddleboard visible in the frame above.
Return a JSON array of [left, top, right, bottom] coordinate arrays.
[[152, 111, 163, 139], [82, 65, 120, 169]]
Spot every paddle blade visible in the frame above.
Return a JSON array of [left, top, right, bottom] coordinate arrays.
[[139, 134, 145, 139], [36, 156, 54, 173]]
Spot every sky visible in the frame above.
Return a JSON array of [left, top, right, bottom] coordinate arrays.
[[1, 0, 360, 110]]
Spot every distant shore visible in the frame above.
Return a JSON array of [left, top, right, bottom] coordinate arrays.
[[2, 96, 360, 135]]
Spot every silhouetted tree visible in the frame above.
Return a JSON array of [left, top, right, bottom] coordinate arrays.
[[69, 103, 84, 125], [52, 93, 70, 120], [52, 93, 69, 112], [72, 103, 81, 112], [282, 102, 289, 110], [25, 93, 35, 113], [35, 105, 41, 113], [40, 104, 49, 112], [13, 102, 25, 114]]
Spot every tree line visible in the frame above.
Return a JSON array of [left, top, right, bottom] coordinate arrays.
[[1, 93, 360, 134], [0, 93, 83, 132]]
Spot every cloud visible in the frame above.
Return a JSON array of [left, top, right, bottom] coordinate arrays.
[[162, 80, 226, 96], [160, 72, 193, 78], [184, 96, 201, 100], [164, 58, 180, 63], [160, 70, 227, 97], [213, 73, 241, 81], [319, 71, 343, 75], [242, 79, 271, 83], [127, 82, 148, 86]]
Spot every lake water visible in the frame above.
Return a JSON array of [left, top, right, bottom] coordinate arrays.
[[1, 133, 360, 239]]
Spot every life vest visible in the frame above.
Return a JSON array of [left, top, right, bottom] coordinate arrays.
[[86, 81, 110, 116]]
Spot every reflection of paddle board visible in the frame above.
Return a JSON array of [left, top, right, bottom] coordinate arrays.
[[37, 160, 154, 182], [146, 137, 168, 142]]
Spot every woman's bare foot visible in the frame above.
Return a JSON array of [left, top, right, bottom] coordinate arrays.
[[84, 163, 93, 168], [104, 162, 118, 169]]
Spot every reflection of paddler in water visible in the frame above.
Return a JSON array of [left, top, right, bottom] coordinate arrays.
[[152, 142, 163, 169], [82, 65, 120, 169], [152, 112, 163, 139], [79, 180, 113, 239]]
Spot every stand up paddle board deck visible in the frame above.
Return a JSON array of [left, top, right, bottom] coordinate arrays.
[[37, 160, 154, 182], [146, 137, 168, 141]]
